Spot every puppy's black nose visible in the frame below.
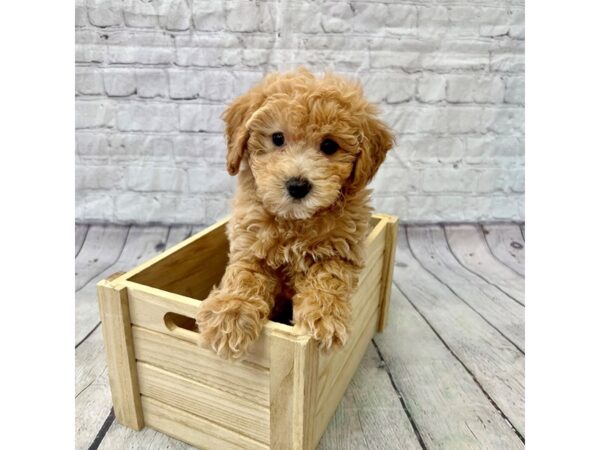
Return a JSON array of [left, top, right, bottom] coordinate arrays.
[[286, 177, 312, 199]]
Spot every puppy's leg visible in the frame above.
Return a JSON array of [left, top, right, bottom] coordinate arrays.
[[196, 258, 278, 359], [292, 259, 360, 351]]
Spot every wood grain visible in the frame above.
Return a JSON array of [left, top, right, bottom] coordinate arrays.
[[395, 227, 525, 436], [97, 280, 144, 430], [75, 223, 89, 256], [445, 225, 525, 305], [407, 225, 525, 352], [75, 225, 129, 291], [76, 226, 169, 344], [482, 224, 525, 276], [137, 362, 270, 444], [142, 396, 268, 450], [374, 284, 524, 448]]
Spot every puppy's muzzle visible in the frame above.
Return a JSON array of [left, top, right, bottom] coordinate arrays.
[[286, 177, 312, 199]]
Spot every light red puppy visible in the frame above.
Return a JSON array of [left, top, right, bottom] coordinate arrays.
[[196, 69, 394, 359]]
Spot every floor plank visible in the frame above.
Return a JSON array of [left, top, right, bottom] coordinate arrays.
[[75, 225, 129, 291], [392, 227, 525, 436], [165, 225, 193, 249], [318, 344, 423, 450], [374, 284, 524, 449], [482, 224, 525, 276], [75, 226, 169, 345], [445, 225, 525, 305], [75, 224, 89, 257], [407, 226, 524, 352]]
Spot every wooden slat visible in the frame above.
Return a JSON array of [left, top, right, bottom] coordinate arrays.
[[407, 226, 525, 352], [482, 224, 525, 276], [395, 227, 525, 436], [126, 282, 271, 367], [75, 223, 89, 256], [126, 217, 230, 300], [132, 326, 269, 407], [137, 362, 269, 444], [318, 343, 422, 450], [375, 285, 524, 448], [445, 225, 525, 304], [377, 215, 399, 331], [269, 332, 318, 450], [97, 280, 144, 430], [141, 396, 268, 450], [75, 225, 129, 291], [76, 226, 169, 343], [314, 307, 379, 445]]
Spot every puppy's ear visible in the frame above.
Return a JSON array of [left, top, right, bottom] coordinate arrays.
[[222, 90, 264, 175], [350, 112, 394, 191]]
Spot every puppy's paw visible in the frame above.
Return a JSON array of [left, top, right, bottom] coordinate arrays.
[[295, 306, 350, 352], [196, 293, 264, 360]]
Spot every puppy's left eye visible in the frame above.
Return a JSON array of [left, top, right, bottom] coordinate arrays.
[[272, 132, 285, 147], [320, 138, 339, 155]]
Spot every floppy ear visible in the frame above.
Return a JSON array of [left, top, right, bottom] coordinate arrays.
[[222, 90, 264, 175], [350, 113, 394, 191]]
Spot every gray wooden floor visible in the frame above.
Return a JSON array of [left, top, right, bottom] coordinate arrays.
[[75, 222, 525, 450]]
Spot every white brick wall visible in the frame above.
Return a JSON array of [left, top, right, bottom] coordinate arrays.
[[75, 0, 525, 224]]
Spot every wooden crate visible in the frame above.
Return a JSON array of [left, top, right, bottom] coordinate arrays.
[[97, 213, 398, 450]]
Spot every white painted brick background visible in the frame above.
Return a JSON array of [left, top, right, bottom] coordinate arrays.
[[75, 0, 524, 225]]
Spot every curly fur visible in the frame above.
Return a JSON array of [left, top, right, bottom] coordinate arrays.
[[196, 69, 394, 359]]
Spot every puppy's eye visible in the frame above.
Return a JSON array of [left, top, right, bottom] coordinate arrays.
[[320, 138, 339, 155], [272, 132, 285, 147]]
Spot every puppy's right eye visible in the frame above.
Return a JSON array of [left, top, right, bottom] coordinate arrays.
[[272, 132, 285, 147]]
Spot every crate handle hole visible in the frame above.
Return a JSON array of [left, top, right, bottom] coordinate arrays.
[[164, 312, 198, 334]]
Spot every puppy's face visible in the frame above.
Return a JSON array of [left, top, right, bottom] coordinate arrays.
[[223, 70, 393, 220]]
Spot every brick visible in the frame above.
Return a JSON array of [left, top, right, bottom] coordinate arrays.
[[168, 70, 235, 101], [225, 1, 276, 32], [509, 9, 525, 40], [363, 74, 415, 104], [321, 3, 352, 33], [116, 103, 178, 132], [76, 101, 115, 129], [465, 136, 523, 160], [87, 0, 123, 27], [398, 136, 465, 163], [126, 166, 187, 192], [491, 53, 525, 73], [188, 167, 235, 194], [75, 0, 88, 27], [385, 4, 417, 35], [107, 134, 175, 162], [280, 3, 322, 34], [352, 4, 386, 33], [75, 30, 106, 63], [417, 74, 446, 103], [161, 0, 191, 30], [504, 76, 524, 105], [103, 69, 136, 97], [417, 6, 449, 39], [123, 0, 158, 28], [76, 68, 104, 95], [107, 32, 175, 65], [136, 69, 168, 98], [481, 107, 524, 134], [422, 168, 480, 193], [114, 192, 178, 222], [446, 75, 504, 103], [479, 8, 511, 37], [76, 192, 115, 222], [173, 134, 225, 164], [76, 165, 124, 190], [370, 166, 420, 194], [192, 1, 226, 31], [76, 132, 109, 159], [445, 107, 485, 134], [179, 104, 224, 132]]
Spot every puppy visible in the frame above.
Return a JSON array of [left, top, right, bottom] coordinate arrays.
[[196, 69, 393, 359]]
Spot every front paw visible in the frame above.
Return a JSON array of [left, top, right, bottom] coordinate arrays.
[[196, 293, 264, 360], [295, 304, 350, 352]]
